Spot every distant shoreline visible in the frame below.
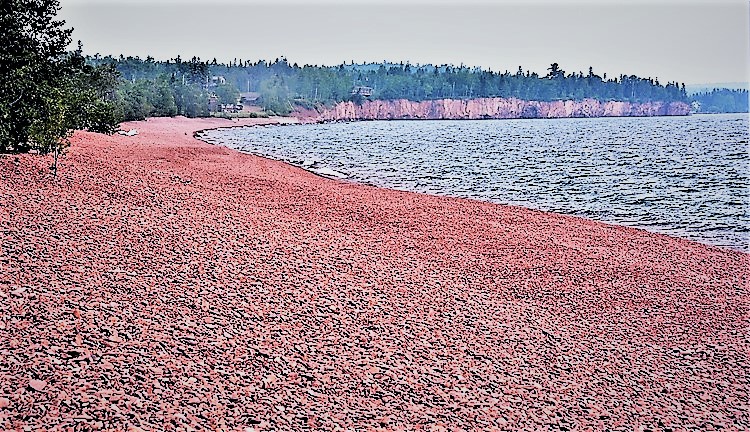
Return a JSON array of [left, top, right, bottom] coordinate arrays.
[[293, 97, 690, 123], [200, 113, 748, 252]]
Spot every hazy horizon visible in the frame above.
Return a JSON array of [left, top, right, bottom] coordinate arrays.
[[59, 0, 749, 85]]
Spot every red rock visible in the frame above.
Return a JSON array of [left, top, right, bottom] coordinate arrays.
[[0, 397, 10, 409], [10, 286, 27, 296], [309, 98, 691, 122], [0, 116, 746, 431], [29, 379, 47, 392]]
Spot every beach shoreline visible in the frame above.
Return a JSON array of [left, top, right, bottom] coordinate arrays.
[[1, 116, 747, 430], [200, 115, 749, 253]]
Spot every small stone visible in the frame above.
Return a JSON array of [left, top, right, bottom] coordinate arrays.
[[265, 374, 278, 384], [0, 397, 10, 409], [10, 287, 27, 296], [29, 379, 47, 392]]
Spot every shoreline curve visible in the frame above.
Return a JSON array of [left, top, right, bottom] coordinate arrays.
[[1, 116, 747, 430], [198, 118, 747, 253]]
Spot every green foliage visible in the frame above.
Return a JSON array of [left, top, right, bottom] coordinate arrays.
[[259, 76, 292, 115], [94, 56, 690, 119], [348, 93, 366, 106], [206, 59, 688, 109], [152, 77, 178, 117], [107, 73, 213, 121], [174, 81, 209, 118], [0, 0, 119, 158], [214, 82, 240, 106], [28, 87, 72, 156], [115, 80, 153, 121], [88, 54, 237, 121], [690, 89, 749, 113]]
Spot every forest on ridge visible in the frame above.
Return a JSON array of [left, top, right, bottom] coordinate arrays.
[[93, 56, 698, 119]]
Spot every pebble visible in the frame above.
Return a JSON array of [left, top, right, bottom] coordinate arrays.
[[29, 379, 47, 392], [0, 116, 746, 431]]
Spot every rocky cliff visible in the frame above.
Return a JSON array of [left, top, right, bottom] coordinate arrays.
[[307, 98, 690, 121]]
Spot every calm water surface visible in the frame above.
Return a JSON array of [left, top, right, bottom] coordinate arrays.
[[205, 114, 749, 251]]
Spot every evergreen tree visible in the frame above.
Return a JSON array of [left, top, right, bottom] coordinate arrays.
[[91, 56, 691, 118], [1, 0, 119, 170], [691, 89, 749, 113]]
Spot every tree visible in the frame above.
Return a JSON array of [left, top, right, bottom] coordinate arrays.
[[0, 0, 119, 169], [547, 62, 564, 79], [89, 55, 691, 118], [151, 76, 178, 117], [259, 76, 291, 114], [214, 82, 240, 106]]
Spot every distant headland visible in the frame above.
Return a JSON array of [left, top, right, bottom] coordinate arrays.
[[92, 56, 746, 122]]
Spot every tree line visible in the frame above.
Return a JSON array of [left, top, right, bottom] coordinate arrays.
[[93, 56, 690, 117], [1, 0, 739, 164], [214, 59, 690, 113], [691, 89, 749, 113], [86, 55, 241, 121]]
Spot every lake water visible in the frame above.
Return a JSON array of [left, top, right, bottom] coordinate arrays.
[[204, 113, 749, 252]]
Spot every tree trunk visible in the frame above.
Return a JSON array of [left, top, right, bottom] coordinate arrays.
[[52, 146, 58, 177]]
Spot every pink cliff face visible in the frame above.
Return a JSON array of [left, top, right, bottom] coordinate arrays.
[[311, 98, 690, 121]]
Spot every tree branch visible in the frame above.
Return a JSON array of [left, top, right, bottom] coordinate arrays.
[[8, 90, 24, 107]]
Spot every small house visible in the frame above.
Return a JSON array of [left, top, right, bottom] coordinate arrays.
[[351, 86, 373, 97], [210, 76, 227, 86]]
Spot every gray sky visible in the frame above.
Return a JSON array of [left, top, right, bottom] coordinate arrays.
[[58, 0, 749, 85]]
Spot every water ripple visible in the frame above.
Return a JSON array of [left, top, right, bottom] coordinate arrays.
[[206, 113, 750, 252]]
